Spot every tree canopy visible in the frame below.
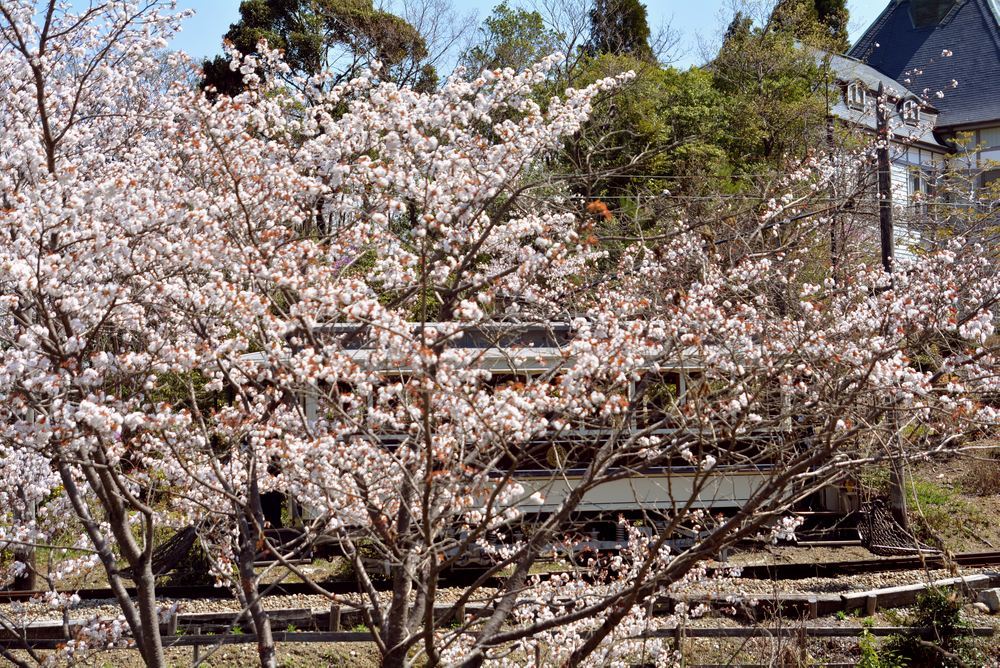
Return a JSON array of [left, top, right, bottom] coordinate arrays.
[[202, 0, 435, 96], [587, 0, 655, 62], [711, 10, 832, 176], [460, 2, 562, 75], [769, 0, 850, 52]]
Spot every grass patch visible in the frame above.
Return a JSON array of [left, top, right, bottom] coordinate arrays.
[[906, 479, 988, 548]]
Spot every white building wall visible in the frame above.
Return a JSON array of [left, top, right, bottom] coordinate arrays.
[[889, 144, 945, 262]]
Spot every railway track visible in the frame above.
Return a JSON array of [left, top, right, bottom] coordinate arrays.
[[5, 551, 1000, 603], [730, 549, 1000, 580], [6, 574, 999, 651], [0, 580, 350, 604], [0, 569, 571, 604]]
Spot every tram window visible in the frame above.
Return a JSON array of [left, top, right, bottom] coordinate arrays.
[[635, 371, 681, 427], [486, 371, 533, 392], [305, 381, 363, 423]]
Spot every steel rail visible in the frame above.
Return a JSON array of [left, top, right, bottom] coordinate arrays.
[[5, 551, 1000, 602], [729, 550, 1000, 580], [0, 569, 574, 603]]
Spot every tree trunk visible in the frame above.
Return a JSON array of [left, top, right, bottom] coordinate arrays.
[[380, 476, 417, 668], [132, 561, 167, 668], [237, 472, 277, 668], [380, 552, 415, 668], [889, 450, 910, 531], [57, 464, 166, 668], [237, 537, 277, 668]]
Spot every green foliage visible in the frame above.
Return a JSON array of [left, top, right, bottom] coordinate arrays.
[[560, 54, 728, 205], [462, 0, 852, 233], [202, 0, 434, 96], [859, 465, 892, 497], [884, 588, 982, 667], [461, 3, 562, 75], [711, 14, 831, 176], [858, 632, 901, 668], [544, 3, 840, 222], [858, 622, 904, 668], [769, 0, 850, 52], [587, 0, 654, 62], [908, 479, 953, 507]]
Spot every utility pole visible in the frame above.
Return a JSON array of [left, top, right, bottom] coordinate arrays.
[[876, 84, 895, 279], [824, 60, 840, 284], [876, 83, 909, 531]]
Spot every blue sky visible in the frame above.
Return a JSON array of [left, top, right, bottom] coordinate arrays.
[[168, 0, 889, 68]]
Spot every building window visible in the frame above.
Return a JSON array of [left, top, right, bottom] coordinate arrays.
[[909, 167, 933, 216], [900, 99, 920, 125], [847, 82, 867, 110], [980, 169, 1000, 210], [979, 127, 1000, 150]]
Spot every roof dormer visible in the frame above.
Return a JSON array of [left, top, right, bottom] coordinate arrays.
[[909, 0, 961, 27], [846, 81, 868, 110], [900, 98, 921, 124]]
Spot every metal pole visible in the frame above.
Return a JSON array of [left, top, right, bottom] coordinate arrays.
[[876, 83, 895, 278], [876, 83, 909, 531], [825, 59, 840, 285]]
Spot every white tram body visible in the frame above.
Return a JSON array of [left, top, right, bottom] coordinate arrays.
[[513, 467, 771, 514], [244, 323, 857, 543]]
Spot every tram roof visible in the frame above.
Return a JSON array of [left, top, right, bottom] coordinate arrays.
[[239, 322, 705, 373]]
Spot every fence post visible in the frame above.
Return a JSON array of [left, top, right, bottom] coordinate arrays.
[[192, 626, 202, 666], [329, 604, 342, 632], [866, 594, 878, 617]]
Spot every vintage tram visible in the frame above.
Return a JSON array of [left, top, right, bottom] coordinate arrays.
[[245, 322, 859, 560]]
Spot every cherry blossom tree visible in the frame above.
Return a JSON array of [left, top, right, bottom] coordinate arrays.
[[164, 47, 998, 668], [0, 2, 205, 665], [1, 2, 998, 668]]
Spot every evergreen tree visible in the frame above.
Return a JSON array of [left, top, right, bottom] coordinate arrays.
[[769, 0, 850, 52], [712, 8, 831, 175], [202, 0, 435, 96], [460, 2, 562, 74], [587, 0, 654, 62]]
